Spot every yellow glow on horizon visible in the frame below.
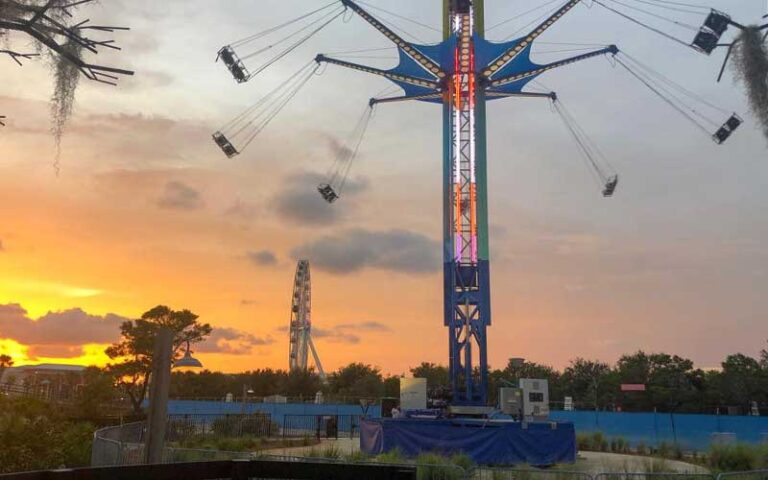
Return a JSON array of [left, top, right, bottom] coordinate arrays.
[[0, 340, 112, 368], [5, 280, 103, 299]]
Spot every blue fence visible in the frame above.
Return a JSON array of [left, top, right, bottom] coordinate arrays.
[[165, 401, 768, 451], [166, 400, 381, 430], [551, 410, 768, 451]]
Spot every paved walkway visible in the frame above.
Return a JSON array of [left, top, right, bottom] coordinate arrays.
[[261, 440, 708, 474]]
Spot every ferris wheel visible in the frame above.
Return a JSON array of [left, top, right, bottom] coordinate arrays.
[[288, 260, 325, 379]]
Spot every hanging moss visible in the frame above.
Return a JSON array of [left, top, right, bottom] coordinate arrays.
[[732, 27, 768, 141], [50, 40, 82, 175]]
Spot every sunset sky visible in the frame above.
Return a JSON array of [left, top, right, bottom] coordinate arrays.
[[0, 0, 766, 375]]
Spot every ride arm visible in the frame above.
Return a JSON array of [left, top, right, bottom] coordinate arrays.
[[316, 54, 440, 90], [487, 45, 618, 89], [340, 0, 445, 79], [482, 0, 583, 79], [485, 91, 557, 101], [369, 92, 442, 106]]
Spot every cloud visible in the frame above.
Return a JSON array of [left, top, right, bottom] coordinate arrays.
[[225, 199, 260, 219], [291, 228, 440, 275], [0, 239, 4, 252], [272, 172, 368, 226], [240, 299, 258, 306], [156, 181, 204, 210], [247, 250, 278, 266], [0, 304, 128, 350], [274, 321, 389, 345], [336, 321, 391, 332], [196, 327, 274, 355], [312, 327, 361, 345]]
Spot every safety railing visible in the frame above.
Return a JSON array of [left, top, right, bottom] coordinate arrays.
[[281, 414, 363, 439], [474, 468, 594, 480], [594, 473, 716, 480]]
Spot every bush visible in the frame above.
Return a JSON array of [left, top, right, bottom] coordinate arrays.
[[707, 444, 765, 472], [414, 452, 464, 480], [0, 397, 94, 473], [376, 448, 405, 464]]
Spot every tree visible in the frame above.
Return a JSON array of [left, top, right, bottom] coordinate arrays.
[[616, 351, 703, 412], [562, 358, 615, 410], [410, 363, 449, 390], [105, 305, 212, 414], [72, 367, 118, 418], [0, 354, 13, 383], [326, 363, 384, 399], [760, 341, 768, 369], [719, 354, 766, 409], [1, 0, 132, 145]]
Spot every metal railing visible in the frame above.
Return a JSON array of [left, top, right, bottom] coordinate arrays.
[[166, 413, 277, 440], [0, 459, 418, 480], [281, 414, 363, 439]]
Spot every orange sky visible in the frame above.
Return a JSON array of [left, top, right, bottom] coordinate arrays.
[[1, 0, 767, 375]]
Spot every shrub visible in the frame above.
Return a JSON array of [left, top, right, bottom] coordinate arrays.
[[376, 448, 405, 464], [708, 444, 760, 472], [415, 452, 464, 480]]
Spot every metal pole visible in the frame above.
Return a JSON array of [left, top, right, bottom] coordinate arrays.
[[144, 328, 173, 465]]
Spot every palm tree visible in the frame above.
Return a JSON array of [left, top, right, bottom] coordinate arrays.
[[0, 354, 14, 383]]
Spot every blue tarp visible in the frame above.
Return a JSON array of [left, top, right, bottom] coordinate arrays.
[[360, 418, 576, 466]]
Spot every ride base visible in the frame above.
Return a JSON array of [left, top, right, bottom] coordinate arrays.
[[360, 417, 576, 466]]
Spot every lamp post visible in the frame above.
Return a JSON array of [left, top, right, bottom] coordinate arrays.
[[145, 333, 203, 464]]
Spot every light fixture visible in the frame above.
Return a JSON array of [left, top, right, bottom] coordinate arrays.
[[174, 341, 203, 369]]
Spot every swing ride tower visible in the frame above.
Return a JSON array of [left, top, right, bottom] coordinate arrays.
[[322, 0, 618, 408], [214, 0, 747, 412]]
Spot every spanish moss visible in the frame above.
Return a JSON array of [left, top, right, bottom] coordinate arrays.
[[732, 27, 768, 141], [50, 41, 82, 175]]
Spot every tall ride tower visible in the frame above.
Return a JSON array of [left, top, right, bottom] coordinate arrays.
[[443, 0, 490, 407]]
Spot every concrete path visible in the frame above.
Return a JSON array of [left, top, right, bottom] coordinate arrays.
[[260, 440, 708, 474]]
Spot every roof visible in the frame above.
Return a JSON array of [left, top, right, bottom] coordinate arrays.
[[10, 364, 86, 373]]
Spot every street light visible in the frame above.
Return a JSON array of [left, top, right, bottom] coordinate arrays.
[[174, 341, 203, 369]]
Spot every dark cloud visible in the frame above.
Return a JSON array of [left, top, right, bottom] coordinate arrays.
[[335, 321, 391, 332], [196, 327, 274, 355], [247, 250, 278, 266], [0, 239, 4, 252], [272, 172, 367, 226], [0, 304, 128, 352], [225, 199, 260, 219], [291, 228, 440, 275], [156, 181, 204, 211], [274, 321, 389, 345], [312, 327, 360, 345], [240, 299, 258, 306]]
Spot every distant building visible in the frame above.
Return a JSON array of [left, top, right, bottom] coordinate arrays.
[[1, 364, 87, 399]]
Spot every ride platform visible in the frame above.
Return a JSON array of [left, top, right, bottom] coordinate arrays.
[[360, 417, 576, 466]]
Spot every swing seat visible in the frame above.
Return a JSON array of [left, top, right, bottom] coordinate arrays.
[[712, 114, 742, 145], [217, 46, 251, 83], [704, 10, 730, 36], [317, 184, 339, 204], [603, 175, 619, 198], [212, 131, 239, 158], [692, 29, 719, 55]]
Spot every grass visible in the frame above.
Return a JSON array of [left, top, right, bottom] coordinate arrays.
[[706, 443, 768, 472], [173, 434, 320, 452]]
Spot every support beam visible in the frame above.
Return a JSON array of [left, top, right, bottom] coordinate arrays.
[[486, 91, 557, 100], [370, 92, 442, 106], [316, 54, 439, 89], [488, 46, 618, 89], [341, 0, 445, 79], [482, 0, 583, 79]]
